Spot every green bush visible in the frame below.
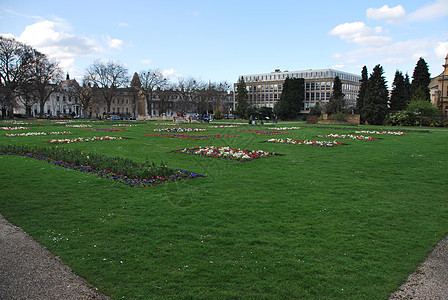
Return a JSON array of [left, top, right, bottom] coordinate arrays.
[[214, 108, 222, 120]]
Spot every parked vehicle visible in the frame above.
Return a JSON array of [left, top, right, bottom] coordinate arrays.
[[108, 115, 121, 120]]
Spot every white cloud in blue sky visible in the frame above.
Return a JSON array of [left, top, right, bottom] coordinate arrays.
[[0, 0, 447, 86]]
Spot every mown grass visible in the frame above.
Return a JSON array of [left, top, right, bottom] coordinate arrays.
[[0, 120, 447, 299]]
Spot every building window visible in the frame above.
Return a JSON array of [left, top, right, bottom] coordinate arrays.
[[311, 82, 315, 91], [306, 82, 310, 91]]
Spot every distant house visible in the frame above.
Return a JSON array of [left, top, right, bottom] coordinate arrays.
[[429, 53, 448, 117]]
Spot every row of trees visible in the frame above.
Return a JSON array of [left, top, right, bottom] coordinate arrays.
[[0, 37, 231, 119], [0, 36, 63, 118], [356, 57, 434, 125]]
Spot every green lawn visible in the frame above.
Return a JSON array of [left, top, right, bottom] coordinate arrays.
[[1, 120, 447, 299]]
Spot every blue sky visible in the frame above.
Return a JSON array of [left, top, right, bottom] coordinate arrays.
[[1, 0, 447, 87]]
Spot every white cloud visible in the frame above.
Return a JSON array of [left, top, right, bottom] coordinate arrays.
[[435, 41, 448, 58], [367, 5, 406, 22], [141, 59, 152, 64], [162, 68, 182, 79], [330, 64, 345, 69], [118, 22, 129, 27], [408, 0, 448, 21], [106, 36, 124, 50], [329, 22, 392, 47], [16, 20, 99, 61], [0, 33, 15, 39]]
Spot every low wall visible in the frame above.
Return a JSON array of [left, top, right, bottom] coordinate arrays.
[[319, 114, 360, 125]]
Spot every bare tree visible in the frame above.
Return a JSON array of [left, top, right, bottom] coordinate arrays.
[[174, 77, 205, 113], [0, 37, 35, 118], [16, 82, 39, 117], [78, 81, 94, 118], [84, 60, 129, 114], [31, 51, 63, 118], [138, 69, 168, 116]]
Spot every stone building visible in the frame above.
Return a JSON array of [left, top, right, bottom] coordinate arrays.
[[429, 53, 448, 117]]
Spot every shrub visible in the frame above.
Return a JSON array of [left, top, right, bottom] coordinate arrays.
[[306, 115, 319, 124], [214, 108, 222, 120]]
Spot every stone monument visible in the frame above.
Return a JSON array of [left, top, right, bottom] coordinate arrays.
[[137, 90, 147, 120]]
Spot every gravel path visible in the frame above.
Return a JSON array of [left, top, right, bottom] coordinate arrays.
[[0, 213, 109, 300], [1, 212, 447, 299], [389, 235, 448, 299]]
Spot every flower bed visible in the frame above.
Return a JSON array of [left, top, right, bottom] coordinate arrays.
[[267, 138, 345, 147], [268, 127, 301, 130], [0, 145, 203, 187], [145, 133, 236, 140], [355, 130, 406, 135], [1, 126, 30, 130], [47, 136, 125, 144], [112, 124, 136, 127], [66, 124, 92, 128], [211, 125, 240, 128], [317, 134, 377, 141], [6, 131, 73, 137], [236, 129, 290, 135], [175, 146, 276, 161], [154, 127, 206, 132], [81, 127, 127, 132]]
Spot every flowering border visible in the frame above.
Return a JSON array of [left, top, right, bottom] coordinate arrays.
[[1, 126, 30, 130], [236, 129, 290, 135], [153, 127, 206, 133], [66, 124, 93, 128], [355, 130, 406, 135], [268, 127, 301, 130], [0, 151, 204, 188], [6, 131, 73, 137], [175, 146, 276, 162], [317, 134, 377, 141], [47, 136, 126, 144], [81, 128, 128, 132], [145, 133, 236, 140], [267, 138, 345, 147]]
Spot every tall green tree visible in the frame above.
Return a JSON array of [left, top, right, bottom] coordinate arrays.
[[235, 76, 249, 118], [411, 57, 431, 101], [390, 70, 407, 111], [404, 73, 411, 105], [356, 66, 368, 123], [325, 76, 345, 115], [274, 77, 304, 119], [362, 64, 389, 125]]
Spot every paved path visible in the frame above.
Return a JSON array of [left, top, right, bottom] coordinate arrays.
[[1, 213, 447, 299], [0, 213, 108, 300]]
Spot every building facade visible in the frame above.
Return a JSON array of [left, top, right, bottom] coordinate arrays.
[[429, 53, 448, 117], [233, 69, 362, 113]]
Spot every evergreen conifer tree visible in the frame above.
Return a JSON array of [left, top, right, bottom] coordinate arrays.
[[362, 65, 389, 125], [325, 76, 345, 115], [404, 73, 411, 105], [235, 76, 249, 118], [274, 77, 304, 119], [411, 57, 431, 101], [356, 66, 368, 123], [390, 71, 407, 111]]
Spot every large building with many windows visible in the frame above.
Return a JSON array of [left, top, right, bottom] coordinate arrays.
[[233, 69, 362, 113]]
